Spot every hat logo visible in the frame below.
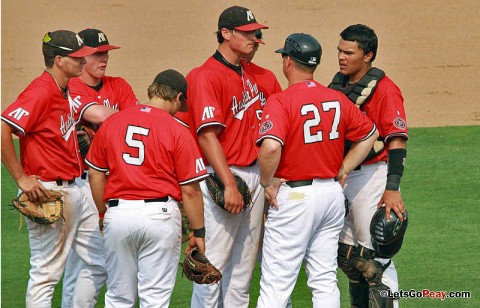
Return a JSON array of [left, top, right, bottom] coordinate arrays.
[[246, 10, 255, 21], [98, 32, 107, 43], [75, 34, 84, 47]]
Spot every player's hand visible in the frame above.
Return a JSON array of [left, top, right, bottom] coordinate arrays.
[[377, 190, 406, 221], [17, 174, 49, 203], [264, 178, 286, 210], [185, 232, 206, 255], [223, 184, 245, 214]]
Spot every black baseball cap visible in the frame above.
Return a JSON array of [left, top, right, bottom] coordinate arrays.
[[42, 30, 97, 58], [218, 6, 269, 32], [153, 69, 187, 99], [78, 28, 120, 52]]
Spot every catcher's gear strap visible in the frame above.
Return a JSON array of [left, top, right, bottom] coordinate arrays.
[[386, 148, 407, 191], [329, 67, 385, 107]]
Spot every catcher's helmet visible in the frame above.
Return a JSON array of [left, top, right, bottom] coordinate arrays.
[[370, 207, 408, 258], [275, 33, 321, 66]]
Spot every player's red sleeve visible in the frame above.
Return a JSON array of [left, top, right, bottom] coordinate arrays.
[[173, 126, 208, 185], [85, 123, 109, 172], [256, 94, 289, 146]]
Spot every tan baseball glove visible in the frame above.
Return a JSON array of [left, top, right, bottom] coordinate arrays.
[[11, 190, 64, 224], [182, 248, 222, 284]]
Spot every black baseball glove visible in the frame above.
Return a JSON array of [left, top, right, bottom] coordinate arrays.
[[205, 172, 252, 211]]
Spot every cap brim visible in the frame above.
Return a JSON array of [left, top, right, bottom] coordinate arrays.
[[275, 48, 287, 54], [235, 23, 269, 32], [95, 45, 121, 52], [68, 46, 97, 58]]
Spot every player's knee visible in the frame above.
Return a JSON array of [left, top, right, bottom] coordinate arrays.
[[337, 243, 363, 282]]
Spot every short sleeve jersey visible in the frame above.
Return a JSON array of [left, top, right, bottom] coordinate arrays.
[[1, 71, 90, 180], [86, 105, 208, 202], [187, 53, 266, 166], [358, 75, 408, 163], [69, 76, 139, 114], [256, 80, 376, 180]]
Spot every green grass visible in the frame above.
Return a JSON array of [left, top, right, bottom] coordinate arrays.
[[2, 126, 479, 307]]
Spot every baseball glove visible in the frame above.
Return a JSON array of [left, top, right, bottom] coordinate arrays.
[[177, 202, 191, 243], [77, 125, 96, 157], [182, 248, 222, 284], [205, 172, 252, 211], [11, 190, 64, 224]]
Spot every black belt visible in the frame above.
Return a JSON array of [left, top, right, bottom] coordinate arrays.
[[55, 179, 75, 186], [286, 180, 313, 188], [108, 197, 169, 207], [81, 172, 88, 180]]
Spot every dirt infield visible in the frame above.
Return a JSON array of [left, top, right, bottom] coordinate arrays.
[[2, 1, 479, 128]]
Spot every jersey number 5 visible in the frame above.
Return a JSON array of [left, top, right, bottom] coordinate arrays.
[[301, 101, 340, 144], [123, 125, 150, 165]]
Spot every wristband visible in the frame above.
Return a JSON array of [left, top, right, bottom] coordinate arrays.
[[386, 148, 407, 191], [99, 212, 105, 219], [193, 227, 206, 238]]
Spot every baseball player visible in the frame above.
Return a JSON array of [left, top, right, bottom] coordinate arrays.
[[1, 30, 106, 308], [256, 33, 378, 308], [61, 28, 139, 308], [85, 69, 208, 307], [181, 6, 273, 307], [328, 24, 408, 308]]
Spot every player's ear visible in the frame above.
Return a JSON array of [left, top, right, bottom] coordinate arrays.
[[221, 28, 232, 41], [177, 93, 188, 112], [364, 51, 374, 63]]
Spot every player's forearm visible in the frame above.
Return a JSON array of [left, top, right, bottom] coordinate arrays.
[[82, 105, 117, 126], [198, 127, 236, 187], [1, 122, 26, 182], [341, 129, 379, 176], [87, 168, 108, 213], [258, 138, 282, 187], [180, 182, 205, 230]]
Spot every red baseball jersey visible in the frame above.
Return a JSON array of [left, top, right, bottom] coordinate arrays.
[[358, 75, 408, 164], [257, 80, 376, 180], [69, 76, 139, 113], [85, 105, 209, 202], [243, 61, 282, 124], [69, 75, 139, 167], [186, 53, 266, 166], [1, 71, 91, 180]]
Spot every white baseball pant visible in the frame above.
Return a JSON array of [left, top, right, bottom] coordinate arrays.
[[257, 179, 345, 308], [340, 161, 399, 307], [25, 179, 105, 308], [191, 163, 264, 308]]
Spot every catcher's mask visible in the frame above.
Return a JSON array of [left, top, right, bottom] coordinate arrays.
[[275, 33, 321, 67], [370, 207, 408, 258]]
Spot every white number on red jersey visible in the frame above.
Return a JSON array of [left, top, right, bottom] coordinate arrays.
[[123, 125, 150, 165], [301, 101, 340, 144]]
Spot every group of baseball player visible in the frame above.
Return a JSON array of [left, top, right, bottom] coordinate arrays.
[[1, 4, 409, 308]]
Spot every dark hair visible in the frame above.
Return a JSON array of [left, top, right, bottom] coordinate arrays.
[[340, 24, 378, 62]]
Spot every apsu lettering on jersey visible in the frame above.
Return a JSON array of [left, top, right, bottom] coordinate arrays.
[[232, 78, 262, 120]]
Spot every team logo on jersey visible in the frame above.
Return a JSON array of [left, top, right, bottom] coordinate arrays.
[[8, 108, 29, 120], [259, 120, 273, 135], [195, 158, 206, 173], [202, 106, 215, 121], [393, 117, 407, 130]]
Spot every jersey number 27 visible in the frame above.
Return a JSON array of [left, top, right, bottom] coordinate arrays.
[[301, 101, 340, 144]]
